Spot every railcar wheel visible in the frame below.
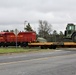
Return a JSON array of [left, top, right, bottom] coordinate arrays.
[[41, 46, 44, 49], [53, 45, 56, 49], [49, 45, 56, 49], [21, 42, 28, 47]]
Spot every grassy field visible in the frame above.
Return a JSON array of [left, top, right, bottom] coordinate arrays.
[[0, 47, 54, 54]]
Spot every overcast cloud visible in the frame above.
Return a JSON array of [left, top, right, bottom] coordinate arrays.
[[0, 0, 76, 33]]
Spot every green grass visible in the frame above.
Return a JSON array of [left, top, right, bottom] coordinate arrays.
[[0, 47, 54, 54]]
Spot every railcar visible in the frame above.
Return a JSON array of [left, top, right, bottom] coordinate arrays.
[[0, 31, 36, 47]]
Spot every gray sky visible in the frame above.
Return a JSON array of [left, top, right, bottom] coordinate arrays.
[[0, 0, 76, 33]]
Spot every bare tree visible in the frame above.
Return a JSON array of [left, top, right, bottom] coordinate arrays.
[[59, 31, 63, 35], [38, 20, 52, 39], [53, 30, 58, 35]]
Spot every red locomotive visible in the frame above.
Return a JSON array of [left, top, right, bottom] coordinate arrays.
[[0, 31, 36, 47]]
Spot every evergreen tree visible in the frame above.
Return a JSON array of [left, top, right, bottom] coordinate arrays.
[[24, 23, 33, 31]]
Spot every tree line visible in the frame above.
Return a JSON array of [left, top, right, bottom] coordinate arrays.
[[24, 20, 64, 42], [2, 20, 64, 42]]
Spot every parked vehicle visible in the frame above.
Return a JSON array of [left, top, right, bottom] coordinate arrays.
[[64, 23, 76, 42]]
